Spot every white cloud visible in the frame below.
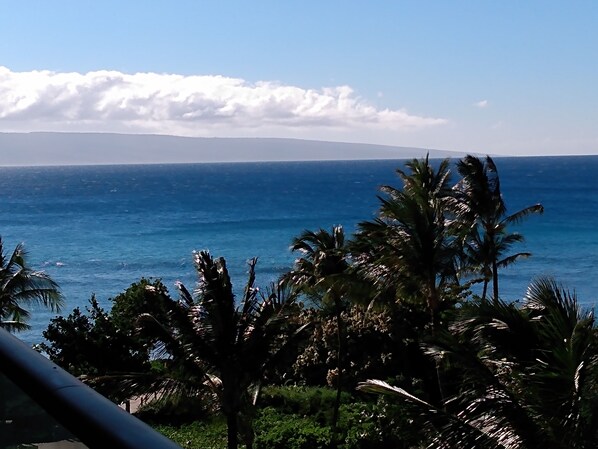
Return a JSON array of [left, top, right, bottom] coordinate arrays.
[[474, 99, 489, 108], [0, 67, 446, 136]]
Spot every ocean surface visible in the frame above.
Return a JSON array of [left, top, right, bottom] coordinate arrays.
[[1, 156, 597, 345]]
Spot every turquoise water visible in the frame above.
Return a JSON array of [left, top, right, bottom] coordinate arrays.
[[0, 156, 596, 344]]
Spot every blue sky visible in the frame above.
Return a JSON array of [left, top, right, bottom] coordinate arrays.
[[0, 1, 596, 156]]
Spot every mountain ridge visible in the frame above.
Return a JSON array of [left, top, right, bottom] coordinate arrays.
[[0, 132, 470, 166]]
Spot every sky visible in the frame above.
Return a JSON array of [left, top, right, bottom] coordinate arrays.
[[0, 1, 597, 157]]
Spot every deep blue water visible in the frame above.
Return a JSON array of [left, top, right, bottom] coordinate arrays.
[[1, 156, 596, 345]]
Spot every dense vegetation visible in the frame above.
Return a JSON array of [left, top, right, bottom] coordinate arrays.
[[9, 155, 597, 448]]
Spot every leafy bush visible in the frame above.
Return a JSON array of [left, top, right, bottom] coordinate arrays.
[[154, 420, 229, 449], [39, 296, 150, 398], [151, 388, 421, 449], [291, 305, 430, 389], [259, 386, 350, 423], [254, 408, 329, 449], [253, 400, 420, 449], [135, 392, 215, 426], [40, 278, 170, 380], [338, 401, 420, 449]]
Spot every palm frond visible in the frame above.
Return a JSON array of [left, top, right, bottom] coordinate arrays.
[[0, 237, 63, 330], [504, 204, 544, 226], [358, 379, 515, 449], [496, 252, 531, 269]]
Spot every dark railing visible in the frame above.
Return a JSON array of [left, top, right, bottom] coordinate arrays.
[[0, 327, 182, 449]]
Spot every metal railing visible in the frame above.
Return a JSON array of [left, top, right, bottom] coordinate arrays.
[[0, 327, 182, 449]]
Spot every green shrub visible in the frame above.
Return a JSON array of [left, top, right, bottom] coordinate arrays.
[[153, 398, 421, 449], [154, 420, 229, 449], [253, 402, 418, 449], [291, 305, 430, 389], [256, 386, 420, 448], [254, 408, 329, 449], [337, 401, 423, 449], [135, 393, 214, 425], [259, 385, 350, 423]]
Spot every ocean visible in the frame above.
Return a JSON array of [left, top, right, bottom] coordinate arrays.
[[1, 156, 596, 345]]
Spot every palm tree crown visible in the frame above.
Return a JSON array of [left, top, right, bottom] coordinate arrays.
[[0, 238, 63, 332], [354, 156, 461, 323], [456, 155, 544, 302], [137, 251, 303, 449], [287, 225, 349, 299]]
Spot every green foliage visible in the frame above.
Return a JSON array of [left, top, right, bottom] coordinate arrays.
[[359, 277, 598, 449], [253, 401, 419, 449], [254, 408, 330, 449], [338, 401, 421, 449], [134, 391, 217, 426], [40, 295, 150, 379], [39, 279, 174, 403], [353, 156, 460, 319], [40, 278, 170, 378], [134, 252, 307, 449], [260, 386, 349, 423], [291, 305, 431, 395], [256, 386, 420, 448], [152, 396, 422, 449], [155, 419, 230, 449], [456, 155, 544, 302], [0, 237, 63, 332], [109, 277, 172, 345]]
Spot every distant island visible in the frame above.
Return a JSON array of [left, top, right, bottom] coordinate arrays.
[[0, 132, 469, 166]]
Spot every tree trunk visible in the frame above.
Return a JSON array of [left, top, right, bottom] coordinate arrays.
[[330, 300, 344, 449], [245, 432, 254, 449], [492, 261, 499, 305], [481, 279, 488, 302], [226, 411, 238, 449], [427, 283, 440, 330]]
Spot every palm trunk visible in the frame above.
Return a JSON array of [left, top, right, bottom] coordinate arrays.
[[222, 376, 240, 449], [245, 431, 254, 449], [226, 411, 238, 449], [427, 284, 445, 403], [330, 299, 344, 449], [492, 260, 499, 305], [481, 279, 489, 302], [427, 282, 440, 330]]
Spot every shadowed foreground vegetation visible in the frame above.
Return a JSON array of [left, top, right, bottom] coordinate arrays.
[[25, 155, 598, 448]]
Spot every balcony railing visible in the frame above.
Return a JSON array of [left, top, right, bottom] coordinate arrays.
[[0, 327, 182, 449]]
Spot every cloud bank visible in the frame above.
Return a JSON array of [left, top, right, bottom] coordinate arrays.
[[0, 67, 446, 137]]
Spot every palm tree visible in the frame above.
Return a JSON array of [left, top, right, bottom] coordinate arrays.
[[285, 225, 351, 446], [126, 251, 304, 449], [359, 277, 598, 448], [456, 155, 544, 303], [354, 156, 462, 325], [0, 238, 63, 331]]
